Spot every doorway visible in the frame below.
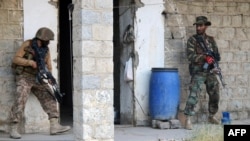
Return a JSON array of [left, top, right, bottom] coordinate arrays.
[[113, 0, 135, 125], [58, 0, 73, 126], [113, 0, 121, 124]]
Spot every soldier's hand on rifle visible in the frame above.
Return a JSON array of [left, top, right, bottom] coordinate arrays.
[[205, 56, 214, 64], [210, 67, 220, 74], [29, 60, 37, 69]]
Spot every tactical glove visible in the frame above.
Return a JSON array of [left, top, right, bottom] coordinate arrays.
[[205, 56, 214, 64]]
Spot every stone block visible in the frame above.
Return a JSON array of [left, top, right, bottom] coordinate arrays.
[[237, 3, 250, 14], [210, 15, 222, 27], [205, 2, 214, 13], [235, 28, 248, 40], [81, 0, 95, 9], [187, 2, 203, 14], [206, 27, 218, 37], [92, 24, 113, 40], [82, 10, 101, 24], [82, 25, 92, 40], [96, 0, 113, 9], [102, 75, 113, 89], [169, 119, 182, 129], [234, 51, 247, 62], [152, 120, 171, 129], [185, 15, 196, 27], [166, 14, 181, 27], [94, 124, 114, 139], [243, 16, 250, 27], [222, 16, 231, 27], [102, 12, 113, 25], [96, 58, 113, 73], [227, 100, 243, 111], [232, 15, 242, 27], [217, 28, 235, 40], [228, 2, 237, 15], [2, 24, 21, 39], [176, 2, 188, 14], [164, 1, 177, 13], [81, 57, 96, 72], [82, 75, 101, 89], [151, 120, 157, 128], [156, 120, 170, 129], [9, 10, 23, 22], [2, 0, 18, 9], [214, 2, 228, 13], [216, 40, 229, 49], [0, 10, 8, 23], [82, 41, 113, 57]]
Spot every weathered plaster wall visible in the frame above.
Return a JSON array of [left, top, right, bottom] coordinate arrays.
[[134, 0, 165, 125], [164, 0, 250, 123]]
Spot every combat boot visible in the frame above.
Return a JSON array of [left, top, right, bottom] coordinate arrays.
[[9, 123, 21, 139], [208, 115, 220, 124], [184, 116, 192, 130], [50, 118, 71, 135]]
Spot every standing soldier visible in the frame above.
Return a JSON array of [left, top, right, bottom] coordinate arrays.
[[184, 16, 221, 130], [9, 27, 71, 139]]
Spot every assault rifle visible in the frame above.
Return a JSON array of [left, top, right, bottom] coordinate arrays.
[[195, 35, 226, 88], [32, 40, 65, 103]]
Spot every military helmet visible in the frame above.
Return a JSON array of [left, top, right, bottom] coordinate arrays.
[[35, 27, 54, 41]]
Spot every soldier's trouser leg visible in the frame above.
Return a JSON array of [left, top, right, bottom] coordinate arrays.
[[31, 84, 59, 119], [184, 74, 205, 130], [10, 77, 32, 123], [206, 74, 220, 115], [32, 84, 70, 135], [184, 74, 205, 116], [9, 76, 32, 139], [206, 74, 220, 124]]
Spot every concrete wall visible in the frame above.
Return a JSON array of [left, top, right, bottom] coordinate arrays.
[[0, 0, 23, 132], [72, 0, 114, 140], [164, 0, 250, 123]]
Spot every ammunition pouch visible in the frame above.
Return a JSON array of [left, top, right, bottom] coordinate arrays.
[[11, 63, 24, 75], [11, 63, 37, 75], [189, 63, 203, 75]]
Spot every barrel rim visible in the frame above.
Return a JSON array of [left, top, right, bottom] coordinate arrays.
[[151, 68, 178, 71]]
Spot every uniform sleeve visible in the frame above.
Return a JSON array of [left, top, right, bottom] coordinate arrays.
[[12, 40, 34, 66], [45, 49, 52, 72], [186, 36, 205, 63]]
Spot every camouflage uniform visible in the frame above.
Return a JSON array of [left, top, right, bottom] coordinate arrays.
[[9, 27, 70, 139], [184, 34, 220, 116], [10, 39, 59, 123]]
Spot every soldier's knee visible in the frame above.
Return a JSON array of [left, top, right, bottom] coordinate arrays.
[[187, 96, 198, 105]]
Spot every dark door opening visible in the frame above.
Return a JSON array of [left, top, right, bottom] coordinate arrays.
[[113, 0, 121, 124], [58, 0, 73, 126]]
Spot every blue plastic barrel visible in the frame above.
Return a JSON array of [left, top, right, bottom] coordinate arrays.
[[149, 68, 180, 120]]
